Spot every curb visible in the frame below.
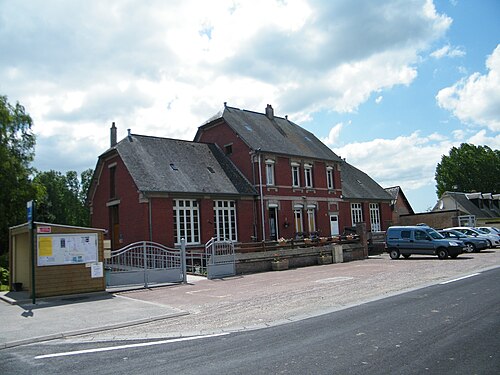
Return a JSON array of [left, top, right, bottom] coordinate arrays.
[[0, 310, 189, 349]]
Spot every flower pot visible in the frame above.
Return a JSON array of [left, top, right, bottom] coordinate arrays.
[[271, 259, 289, 271]]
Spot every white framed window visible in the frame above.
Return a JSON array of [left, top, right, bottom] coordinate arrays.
[[265, 159, 275, 186], [214, 200, 238, 241], [307, 207, 316, 233], [326, 166, 334, 190], [173, 199, 200, 245], [351, 203, 363, 226], [369, 203, 381, 232], [294, 206, 303, 234], [304, 164, 313, 188], [291, 164, 300, 187]]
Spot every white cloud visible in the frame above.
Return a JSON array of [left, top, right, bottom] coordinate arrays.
[[321, 122, 346, 146], [436, 44, 500, 132], [333, 131, 456, 192], [0, 0, 453, 174], [375, 95, 383, 104], [430, 44, 466, 59]]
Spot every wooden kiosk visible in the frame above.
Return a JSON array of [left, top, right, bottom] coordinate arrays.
[[9, 222, 106, 298]]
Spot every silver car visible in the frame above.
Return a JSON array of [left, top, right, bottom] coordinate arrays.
[[447, 227, 500, 248]]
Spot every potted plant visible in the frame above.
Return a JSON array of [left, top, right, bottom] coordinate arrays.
[[271, 253, 289, 271], [277, 237, 287, 246]]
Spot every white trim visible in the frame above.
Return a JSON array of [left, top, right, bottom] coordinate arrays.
[[106, 199, 121, 207]]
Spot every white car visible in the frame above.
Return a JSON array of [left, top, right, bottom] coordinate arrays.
[[477, 227, 500, 238], [447, 227, 500, 248]]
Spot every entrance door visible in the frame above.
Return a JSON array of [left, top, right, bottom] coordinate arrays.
[[269, 207, 278, 240], [330, 215, 339, 236], [109, 205, 120, 249]]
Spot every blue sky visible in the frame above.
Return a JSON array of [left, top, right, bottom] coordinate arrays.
[[1, 0, 499, 212]]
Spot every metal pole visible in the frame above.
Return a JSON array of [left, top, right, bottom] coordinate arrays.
[[29, 201, 36, 304], [258, 153, 266, 240], [181, 238, 187, 284], [143, 242, 148, 288]]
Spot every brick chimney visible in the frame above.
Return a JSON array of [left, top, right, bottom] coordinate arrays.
[[265, 104, 274, 120], [110, 122, 117, 147]]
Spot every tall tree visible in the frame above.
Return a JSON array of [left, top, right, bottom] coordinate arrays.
[[435, 143, 500, 197], [34, 169, 92, 227], [0, 95, 37, 254]]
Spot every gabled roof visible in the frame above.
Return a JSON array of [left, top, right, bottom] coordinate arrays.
[[434, 191, 500, 218], [385, 186, 415, 214], [101, 134, 256, 196], [341, 161, 393, 201], [196, 105, 342, 163]]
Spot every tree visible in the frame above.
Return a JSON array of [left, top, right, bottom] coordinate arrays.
[[34, 169, 92, 227], [0, 95, 37, 254], [435, 143, 500, 197]]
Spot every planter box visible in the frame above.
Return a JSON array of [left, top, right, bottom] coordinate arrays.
[[317, 255, 333, 265], [271, 259, 289, 271]]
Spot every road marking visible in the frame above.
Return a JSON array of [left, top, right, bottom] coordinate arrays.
[[34, 332, 230, 359], [440, 273, 480, 285], [315, 277, 353, 284]]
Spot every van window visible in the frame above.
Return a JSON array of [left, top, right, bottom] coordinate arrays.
[[415, 230, 428, 240], [401, 230, 411, 239]]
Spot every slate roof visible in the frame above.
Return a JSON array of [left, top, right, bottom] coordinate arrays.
[[197, 105, 342, 162], [340, 161, 393, 201], [385, 186, 415, 214], [435, 191, 500, 218], [110, 134, 256, 196]]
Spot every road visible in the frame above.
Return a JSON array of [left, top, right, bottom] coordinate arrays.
[[2, 267, 499, 374]]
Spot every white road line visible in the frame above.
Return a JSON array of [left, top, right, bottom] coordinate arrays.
[[34, 332, 230, 359], [440, 273, 481, 285]]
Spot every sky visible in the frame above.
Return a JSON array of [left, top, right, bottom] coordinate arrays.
[[1, 0, 499, 213]]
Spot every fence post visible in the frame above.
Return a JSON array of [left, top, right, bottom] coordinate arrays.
[[143, 242, 149, 288], [181, 238, 187, 284]]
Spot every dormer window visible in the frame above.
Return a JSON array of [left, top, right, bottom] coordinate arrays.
[[170, 163, 178, 171], [224, 143, 233, 155]]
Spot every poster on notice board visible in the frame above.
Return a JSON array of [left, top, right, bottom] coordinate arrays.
[[37, 233, 98, 266]]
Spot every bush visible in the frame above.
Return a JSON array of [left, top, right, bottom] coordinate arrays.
[[0, 253, 8, 269], [0, 266, 9, 289]]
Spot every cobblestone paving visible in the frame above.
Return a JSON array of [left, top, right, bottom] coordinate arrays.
[[71, 250, 499, 342]]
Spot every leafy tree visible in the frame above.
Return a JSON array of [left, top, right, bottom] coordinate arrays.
[[0, 95, 37, 253], [34, 169, 92, 227], [435, 143, 500, 197]]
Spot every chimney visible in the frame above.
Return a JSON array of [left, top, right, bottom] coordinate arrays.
[[265, 104, 274, 120], [110, 122, 117, 147], [127, 129, 132, 142]]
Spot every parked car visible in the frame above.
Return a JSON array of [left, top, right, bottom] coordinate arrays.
[[438, 229, 489, 253], [385, 226, 464, 260], [447, 227, 500, 248], [477, 227, 500, 238]]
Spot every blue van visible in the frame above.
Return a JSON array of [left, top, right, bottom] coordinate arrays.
[[385, 226, 464, 260]]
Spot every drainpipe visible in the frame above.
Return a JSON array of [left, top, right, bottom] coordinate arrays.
[[257, 151, 266, 240], [148, 197, 153, 242]]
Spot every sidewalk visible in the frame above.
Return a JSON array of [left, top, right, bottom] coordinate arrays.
[[0, 289, 188, 349]]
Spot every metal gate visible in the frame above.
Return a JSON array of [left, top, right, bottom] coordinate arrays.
[[206, 238, 235, 279], [105, 241, 186, 288]]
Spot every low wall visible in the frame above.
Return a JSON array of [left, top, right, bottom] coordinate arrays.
[[235, 241, 365, 274]]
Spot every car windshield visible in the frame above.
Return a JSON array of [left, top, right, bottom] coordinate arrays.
[[426, 228, 444, 239], [476, 228, 488, 234]]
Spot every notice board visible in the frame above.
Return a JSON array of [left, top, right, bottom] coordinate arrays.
[[37, 233, 98, 266]]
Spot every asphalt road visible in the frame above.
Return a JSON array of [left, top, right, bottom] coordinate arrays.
[[2, 267, 499, 375]]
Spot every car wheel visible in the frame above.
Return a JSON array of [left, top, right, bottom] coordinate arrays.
[[403, 254, 411, 259], [389, 249, 400, 260], [464, 243, 475, 253], [437, 248, 448, 260], [486, 240, 492, 248]]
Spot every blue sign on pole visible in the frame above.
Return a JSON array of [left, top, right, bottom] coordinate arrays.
[[27, 200, 33, 223]]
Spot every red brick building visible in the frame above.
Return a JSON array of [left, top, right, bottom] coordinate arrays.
[[89, 105, 393, 248], [195, 104, 393, 241]]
